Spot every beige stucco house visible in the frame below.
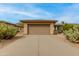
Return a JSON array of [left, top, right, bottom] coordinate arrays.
[[20, 20, 57, 35], [0, 21, 20, 28], [0, 21, 21, 32]]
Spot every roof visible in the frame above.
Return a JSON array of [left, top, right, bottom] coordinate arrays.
[[20, 20, 57, 23], [55, 22, 63, 25], [0, 21, 21, 27]]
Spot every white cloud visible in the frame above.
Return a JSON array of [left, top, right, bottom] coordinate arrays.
[[0, 7, 39, 18], [0, 4, 54, 19], [56, 3, 79, 23], [22, 4, 55, 19]]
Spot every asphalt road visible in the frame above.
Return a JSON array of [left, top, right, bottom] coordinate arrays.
[[0, 35, 79, 56]]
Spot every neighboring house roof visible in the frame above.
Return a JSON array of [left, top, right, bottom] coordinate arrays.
[[20, 20, 57, 23], [55, 22, 63, 26], [0, 21, 21, 27]]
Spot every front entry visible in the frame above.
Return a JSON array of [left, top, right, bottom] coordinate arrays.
[[28, 24, 50, 35]]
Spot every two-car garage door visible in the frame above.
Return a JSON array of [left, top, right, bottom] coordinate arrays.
[[28, 24, 50, 35]]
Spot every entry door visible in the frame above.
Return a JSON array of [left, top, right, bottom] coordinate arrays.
[[28, 24, 50, 35]]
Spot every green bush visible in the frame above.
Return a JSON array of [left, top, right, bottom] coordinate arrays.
[[63, 24, 79, 43], [0, 23, 18, 40], [63, 24, 74, 31]]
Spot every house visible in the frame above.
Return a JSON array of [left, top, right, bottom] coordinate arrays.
[[0, 21, 21, 32], [20, 20, 57, 35]]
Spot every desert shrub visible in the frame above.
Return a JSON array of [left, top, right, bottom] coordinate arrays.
[[4, 26, 18, 39], [63, 24, 79, 43], [0, 23, 18, 40], [63, 24, 74, 31]]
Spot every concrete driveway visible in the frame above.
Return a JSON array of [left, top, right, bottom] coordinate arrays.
[[0, 35, 79, 56]]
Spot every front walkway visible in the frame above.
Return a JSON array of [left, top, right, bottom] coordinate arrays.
[[0, 34, 79, 56]]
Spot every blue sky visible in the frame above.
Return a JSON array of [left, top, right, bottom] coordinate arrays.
[[0, 3, 79, 23]]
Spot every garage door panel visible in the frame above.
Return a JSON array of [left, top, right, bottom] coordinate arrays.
[[28, 24, 50, 35]]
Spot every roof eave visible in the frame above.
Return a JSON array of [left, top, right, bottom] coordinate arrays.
[[20, 20, 57, 23]]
